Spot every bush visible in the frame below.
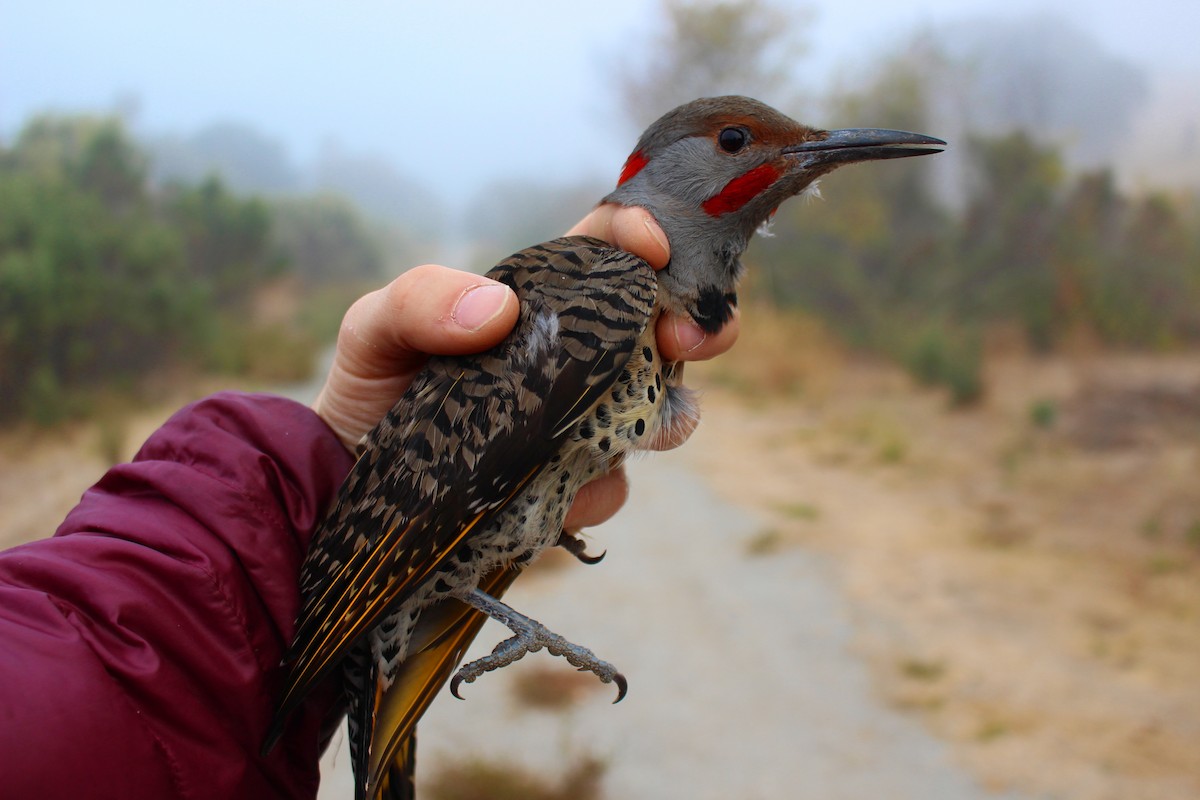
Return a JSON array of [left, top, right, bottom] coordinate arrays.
[[903, 322, 984, 406]]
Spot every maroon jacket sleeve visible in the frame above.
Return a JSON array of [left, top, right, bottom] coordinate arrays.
[[0, 391, 356, 800]]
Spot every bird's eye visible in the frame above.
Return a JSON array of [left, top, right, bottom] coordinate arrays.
[[717, 127, 748, 153]]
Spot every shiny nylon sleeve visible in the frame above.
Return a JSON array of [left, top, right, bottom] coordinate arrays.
[[0, 392, 354, 800]]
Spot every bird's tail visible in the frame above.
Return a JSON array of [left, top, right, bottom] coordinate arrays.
[[372, 733, 417, 800], [364, 566, 521, 800]]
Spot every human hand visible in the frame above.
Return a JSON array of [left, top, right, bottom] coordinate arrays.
[[312, 204, 740, 529], [564, 205, 740, 364]]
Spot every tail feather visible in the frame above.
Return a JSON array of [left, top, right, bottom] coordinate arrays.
[[343, 641, 373, 800], [375, 733, 417, 800], [364, 566, 521, 800]]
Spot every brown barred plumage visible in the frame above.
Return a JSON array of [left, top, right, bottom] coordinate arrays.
[[265, 237, 672, 798]]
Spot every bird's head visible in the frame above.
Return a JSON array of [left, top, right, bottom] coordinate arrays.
[[603, 95, 945, 333]]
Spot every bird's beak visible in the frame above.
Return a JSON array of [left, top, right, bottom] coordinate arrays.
[[782, 128, 946, 165]]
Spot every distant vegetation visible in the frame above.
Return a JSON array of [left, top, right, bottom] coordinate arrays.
[[0, 115, 387, 424], [752, 121, 1200, 404], [5, 2, 1200, 425], [753, 54, 1198, 405]]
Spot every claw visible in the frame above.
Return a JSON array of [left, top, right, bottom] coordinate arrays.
[[451, 587, 627, 702], [577, 666, 627, 702], [613, 672, 628, 703], [556, 529, 606, 565]]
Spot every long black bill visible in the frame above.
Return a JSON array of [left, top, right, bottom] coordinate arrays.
[[783, 128, 946, 165]]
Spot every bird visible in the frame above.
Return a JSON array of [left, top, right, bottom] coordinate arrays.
[[262, 95, 944, 800]]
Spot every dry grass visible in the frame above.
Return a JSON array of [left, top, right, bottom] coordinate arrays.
[[0, 383, 230, 549], [424, 753, 606, 800], [899, 658, 947, 682], [690, 301, 843, 401], [510, 664, 608, 712], [743, 526, 789, 556]]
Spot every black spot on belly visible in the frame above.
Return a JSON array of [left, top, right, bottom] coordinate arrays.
[[642, 346, 653, 362], [634, 418, 646, 436], [598, 436, 611, 453], [579, 420, 594, 439], [647, 385, 657, 404]]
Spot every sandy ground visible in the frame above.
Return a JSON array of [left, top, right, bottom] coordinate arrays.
[[0, 408, 186, 549], [682, 351, 1200, 800], [3, 349, 1198, 799]]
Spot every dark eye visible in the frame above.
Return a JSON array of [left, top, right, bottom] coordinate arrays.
[[717, 127, 748, 153]]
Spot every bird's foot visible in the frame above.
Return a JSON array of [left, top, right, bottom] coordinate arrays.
[[556, 529, 606, 565], [450, 587, 627, 703]]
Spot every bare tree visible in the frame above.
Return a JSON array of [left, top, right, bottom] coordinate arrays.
[[617, 0, 811, 129]]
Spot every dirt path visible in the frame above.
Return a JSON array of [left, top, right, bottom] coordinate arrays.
[[681, 354, 1200, 800]]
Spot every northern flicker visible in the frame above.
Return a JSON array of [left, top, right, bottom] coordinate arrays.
[[263, 96, 943, 799]]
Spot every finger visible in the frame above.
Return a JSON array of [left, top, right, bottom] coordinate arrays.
[[656, 306, 740, 363], [338, 265, 519, 380], [570, 206, 738, 361], [563, 466, 630, 530], [566, 205, 670, 270], [313, 266, 519, 450]]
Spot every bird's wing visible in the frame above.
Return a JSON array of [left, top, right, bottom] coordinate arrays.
[[264, 236, 657, 750]]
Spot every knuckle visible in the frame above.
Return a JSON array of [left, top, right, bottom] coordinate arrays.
[[392, 263, 444, 298]]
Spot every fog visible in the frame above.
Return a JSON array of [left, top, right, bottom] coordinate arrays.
[[4, 0, 1197, 221]]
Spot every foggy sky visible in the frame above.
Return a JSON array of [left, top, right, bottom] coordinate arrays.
[[3, 0, 1197, 207]]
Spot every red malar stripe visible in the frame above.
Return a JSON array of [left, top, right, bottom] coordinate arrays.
[[618, 151, 649, 185], [702, 163, 781, 216]]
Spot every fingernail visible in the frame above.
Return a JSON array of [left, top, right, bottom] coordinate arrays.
[[452, 284, 510, 331], [673, 317, 707, 353], [643, 217, 669, 261]]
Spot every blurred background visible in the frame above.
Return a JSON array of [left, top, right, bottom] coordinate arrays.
[[2, 1, 1198, 799]]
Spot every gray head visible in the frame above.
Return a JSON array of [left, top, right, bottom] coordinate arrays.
[[603, 95, 944, 333]]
